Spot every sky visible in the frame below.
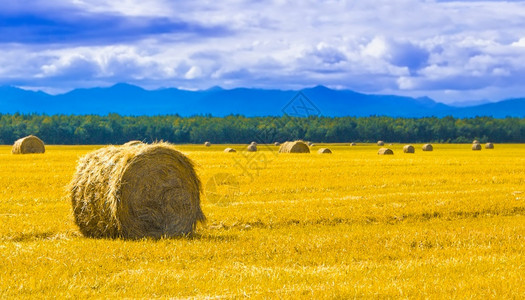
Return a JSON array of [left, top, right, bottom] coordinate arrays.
[[1, 0, 525, 104]]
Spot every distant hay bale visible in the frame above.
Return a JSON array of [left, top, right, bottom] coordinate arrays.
[[350, 142, 356, 146], [317, 148, 332, 154], [485, 143, 494, 149], [472, 143, 482, 151], [377, 141, 385, 146], [378, 148, 393, 155], [403, 145, 415, 153], [224, 148, 236, 153], [250, 141, 257, 146], [278, 141, 310, 153], [247, 144, 257, 152], [274, 142, 280, 146], [123, 140, 143, 146], [204, 141, 211, 147], [310, 143, 316, 147], [12, 135, 45, 154], [422, 144, 433, 151], [70, 142, 205, 239], [307, 141, 314, 146], [473, 140, 479, 144]]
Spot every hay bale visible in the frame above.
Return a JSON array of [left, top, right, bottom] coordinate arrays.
[[250, 141, 257, 146], [378, 148, 393, 155], [224, 148, 237, 153], [123, 140, 143, 146], [317, 148, 332, 154], [472, 140, 479, 144], [422, 144, 433, 151], [403, 145, 415, 153], [472, 143, 482, 151], [310, 143, 316, 147], [485, 143, 494, 149], [278, 141, 310, 153], [70, 142, 205, 239], [307, 141, 314, 146], [274, 142, 280, 146], [247, 144, 257, 152], [12, 135, 45, 154], [204, 141, 211, 147], [350, 142, 356, 146], [377, 141, 385, 146]]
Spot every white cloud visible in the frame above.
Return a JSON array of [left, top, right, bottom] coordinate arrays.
[[2, 0, 525, 102]]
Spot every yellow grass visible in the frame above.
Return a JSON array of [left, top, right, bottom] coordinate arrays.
[[1, 144, 524, 298]]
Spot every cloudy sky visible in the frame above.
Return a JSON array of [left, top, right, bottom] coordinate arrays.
[[1, 0, 525, 103]]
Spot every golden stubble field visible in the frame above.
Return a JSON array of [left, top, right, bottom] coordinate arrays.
[[1, 143, 524, 298]]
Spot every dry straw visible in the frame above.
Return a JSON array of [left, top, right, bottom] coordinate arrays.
[[224, 148, 237, 153], [12, 135, 45, 154], [204, 141, 211, 147], [70, 142, 205, 239], [378, 148, 394, 155], [422, 144, 433, 151], [250, 141, 257, 146], [472, 143, 482, 151], [403, 145, 415, 153], [350, 142, 356, 146], [247, 144, 257, 152], [377, 141, 385, 146], [123, 140, 143, 146], [485, 143, 494, 149], [318, 148, 332, 154], [274, 142, 280, 146], [278, 141, 310, 153], [472, 140, 479, 144], [307, 141, 314, 146]]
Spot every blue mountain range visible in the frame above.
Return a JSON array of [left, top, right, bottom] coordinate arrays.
[[1, 83, 524, 118]]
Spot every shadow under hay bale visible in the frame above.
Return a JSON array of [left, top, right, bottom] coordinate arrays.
[[378, 148, 393, 155], [70, 142, 205, 239], [123, 140, 143, 146], [422, 144, 433, 151], [224, 148, 237, 153], [247, 144, 257, 152], [204, 141, 211, 147], [485, 143, 494, 149], [12, 135, 45, 154], [403, 145, 415, 153], [279, 141, 310, 153], [318, 148, 332, 154], [472, 143, 482, 151], [377, 141, 385, 146]]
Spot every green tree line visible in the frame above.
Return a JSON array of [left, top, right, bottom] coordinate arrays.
[[0, 113, 523, 145]]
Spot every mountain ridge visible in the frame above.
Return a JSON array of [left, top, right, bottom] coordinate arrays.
[[0, 83, 523, 118]]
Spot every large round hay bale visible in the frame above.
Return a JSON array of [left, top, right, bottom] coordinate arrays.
[[317, 148, 332, 154], [224, 148, 236, 153], [123, 140, 143, 146], [12, 135, 45, 154], [422, 144, 433, 151], [350, 142, 356, 146], [70, 143, 205, 239], [377, 141, 385, 146], [278, 141, 310, 153], [472, 143, 482, 151], [378, 148, 393, 155], [472, 140, 479, 144], [274, 142, 280, 146], [403, 145, 415, 153], [247, 144, 257, 152], [204, 141, 211, 147], [485, 143, 494, 149], [250, 141, 257, 146]]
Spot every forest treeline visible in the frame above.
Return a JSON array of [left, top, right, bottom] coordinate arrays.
[[0, 113, 523, 145]]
